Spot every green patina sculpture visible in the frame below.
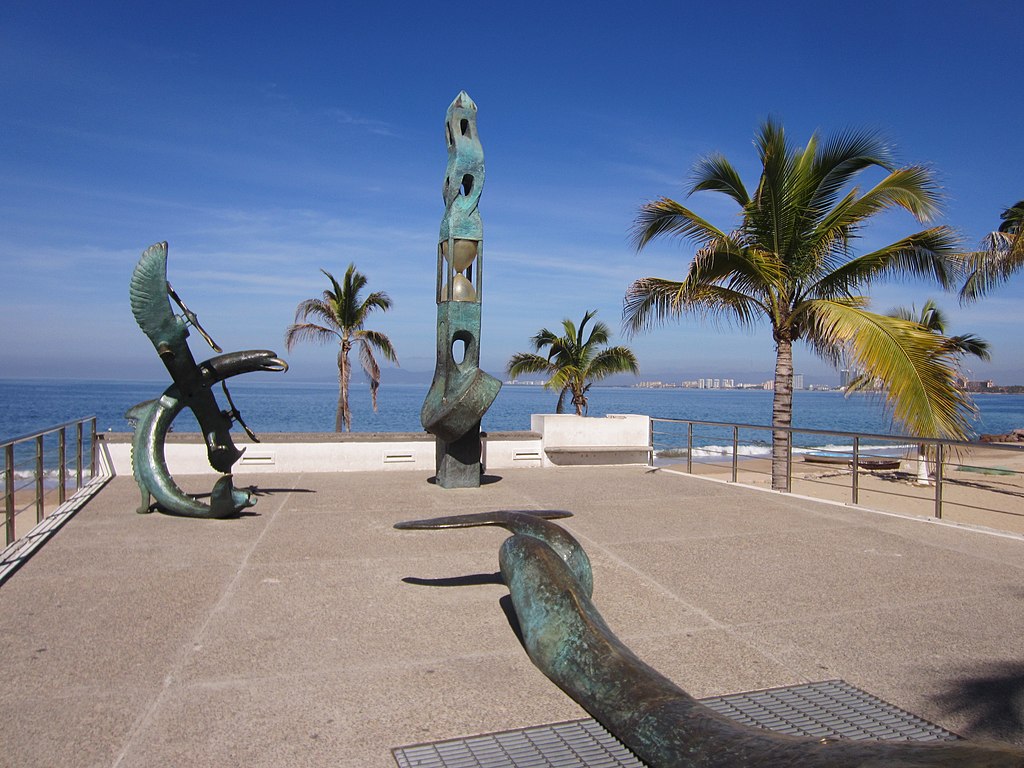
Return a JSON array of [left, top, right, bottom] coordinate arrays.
[[420, 92, 501, 488], [127, 241, 287, 518], [397, 511, 1024, 767]]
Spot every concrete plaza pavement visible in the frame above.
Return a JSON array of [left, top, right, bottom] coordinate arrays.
[[2, 465, 1023, 767]]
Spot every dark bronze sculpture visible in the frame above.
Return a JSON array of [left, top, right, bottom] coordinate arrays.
[[396, 511, 1024, 767], [128, 241, 287, 518], [420, 91, 501, 488]]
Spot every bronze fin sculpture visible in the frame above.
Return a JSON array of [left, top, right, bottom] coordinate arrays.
[[128, 242, 288, 518], [396, 511, 1024, 767]]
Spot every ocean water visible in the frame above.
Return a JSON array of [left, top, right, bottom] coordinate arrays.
[[3, 378, 1023, 489], [2, 377, 1022, 445]]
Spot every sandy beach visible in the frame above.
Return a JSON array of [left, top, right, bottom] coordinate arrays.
[[3, 484, 86, 542], [670, 445, 1024, 535]]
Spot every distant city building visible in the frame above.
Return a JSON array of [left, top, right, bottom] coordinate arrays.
[[762, 380, 774, 391], [793, 373, 804, 390], [840, 368, 850, 387]]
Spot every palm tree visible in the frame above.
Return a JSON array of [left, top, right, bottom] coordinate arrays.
[[960, 200, 1024, 301], [507, 310, 639, 415], [285, 264, 398, 432], [625, 118, 972, 491], [847, 299, 990, 483], [895, 300, 990, 364]]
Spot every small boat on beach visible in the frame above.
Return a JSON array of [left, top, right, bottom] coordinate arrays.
[[802, 454, 902, 470]]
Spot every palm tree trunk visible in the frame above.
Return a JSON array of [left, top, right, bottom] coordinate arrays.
[[337, 340, 352, 432], [915, 443, 931, 485], [771, 336, 794, 491]]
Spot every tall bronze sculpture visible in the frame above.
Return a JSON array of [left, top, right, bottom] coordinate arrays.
[[127, 241, 287, 518], [420, 92, 501, 488], [397, 511, 1024, 767]]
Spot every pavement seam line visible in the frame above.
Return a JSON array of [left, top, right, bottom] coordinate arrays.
[[110, 477, 298, 768], [571, 523, 809, 686]]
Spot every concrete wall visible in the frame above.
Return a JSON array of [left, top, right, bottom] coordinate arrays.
[[102, 431, 545, 476], [530, 414, 652, 467], [101, 415, 653, 476]]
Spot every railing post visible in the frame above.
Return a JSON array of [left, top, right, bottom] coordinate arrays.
[[731, 426, 739, 483], [76, 421, 84, 489], [4, 443, 14, 545], [89, 418, 97, 478], [851, 436, 860, 505], [58, 426, 67, 505], [35, 434, 45, 523], [785, 430, 793, 493], [686, 422, 693, 475], [934, 443, 944, 519], [648, 419, 654, 467]]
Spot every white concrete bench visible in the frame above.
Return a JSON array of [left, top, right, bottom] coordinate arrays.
[[531, 414, 652, 467]]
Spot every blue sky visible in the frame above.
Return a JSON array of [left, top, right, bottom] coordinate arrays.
[[2, 1, 1022, 386]]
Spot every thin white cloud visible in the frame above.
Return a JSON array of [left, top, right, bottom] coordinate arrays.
[[325, 108, 398, 137]]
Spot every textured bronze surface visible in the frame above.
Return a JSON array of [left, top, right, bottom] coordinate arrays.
[[397, 511, 1024, 767], [421, 92, 500, 488], [127, 242, 286, 518]]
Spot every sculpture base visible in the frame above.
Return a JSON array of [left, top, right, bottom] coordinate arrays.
[[435, 425, 483, 488]]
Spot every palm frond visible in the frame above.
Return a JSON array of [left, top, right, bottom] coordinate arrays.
[[291, 298, 338, 328], [631, 198, 727, 251], [945, 333, 991, 361], [360, 290, 393, 319], [545, 365, 579, 397], [958, 231, 1024, 302], [284, 322, 338, 351], [998, 200, 1024, 234], [688, 153, 750, 207], [506, 353, 553, 378], [820, 166, 946, 234], [811, 226, 961, 297], [623, 277, 765, 336], [587, 346, 639, 380], [580, 313, 612, 349], [357, 340, 382, 411], [808, 129, 894, 214], [804, 301, 975, 440], [358, 329, 399, 364]]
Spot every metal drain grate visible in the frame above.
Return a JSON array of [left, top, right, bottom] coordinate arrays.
[[392, 680, 959, 768], [394, 718, 644, 768], [700, 679, 959, 743]]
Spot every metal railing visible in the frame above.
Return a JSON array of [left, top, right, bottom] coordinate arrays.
[[650, 417, 1024, 531], [3, 417, 99, 547]]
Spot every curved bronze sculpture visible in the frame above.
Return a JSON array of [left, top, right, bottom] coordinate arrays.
[[128, 242, 287, 518], [421, 91, 501, 488], [397, 511, 1024, 767]]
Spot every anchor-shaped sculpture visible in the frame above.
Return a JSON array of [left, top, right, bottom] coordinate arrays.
[[127, 241, 287, 518]]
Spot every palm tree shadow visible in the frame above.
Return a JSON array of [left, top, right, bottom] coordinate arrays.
[[929, 661, 1024, 740]]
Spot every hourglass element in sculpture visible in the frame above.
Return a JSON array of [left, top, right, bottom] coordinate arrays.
[[420, 92, 501, 488]]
